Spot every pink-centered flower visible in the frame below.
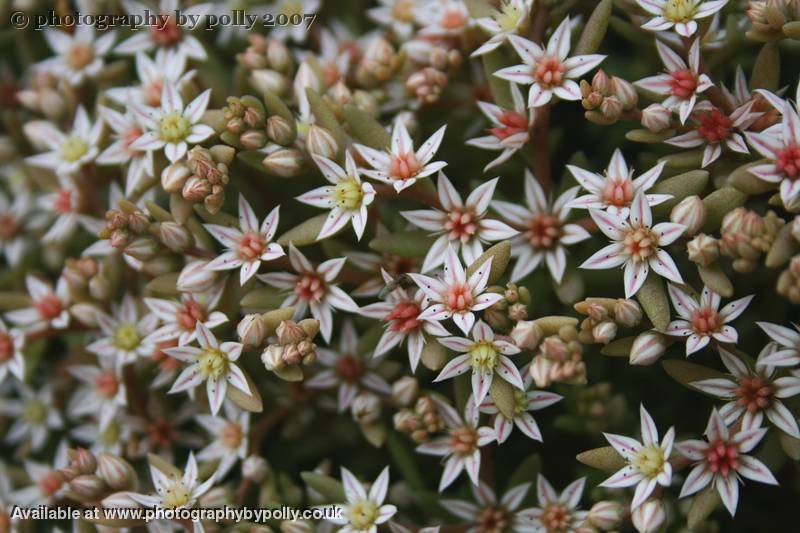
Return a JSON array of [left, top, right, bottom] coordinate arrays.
[[114, 0, 210, 60], [676, 408, 778, 516], [402, 173, 517, 273], [637, 0, 729, 37], [635, 39, 713, 124], [600, 404, 675, 510], [258, 244, 359, 343], [164, 322, 250, 416], [297, 152, 376, 241], [204, 194, 285, 285], [515, 475, 588, 533], [37, 25, 116, 86], [409, 245, 504, 335], [354, 117, 447, 193], [666, 284, 753, 356], [130, 84, 214, 163], [360, 270, 450, 373], [493, 171, 590, 283], [67, 357, 127, 430], [466, 84, 535, 171], [441, 481, 534, 533], [97, 105, 155, 197], [106, 49, 195, 108], [567, 149, 671, 219], [0, 318, 24, 385], [494, 17, 605, 108], [415, 0, 473, 38], [580, 192, 686, 298], [435, 320, 523, 407], [5, 275, 71, 332], [144, 288, 229, 346], [415, 398, 495, 492], [691, 346, 800, 438]]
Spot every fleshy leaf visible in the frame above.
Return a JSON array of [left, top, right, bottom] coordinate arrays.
[[688, 484, 721, 529], [277, 214, 335, 247], [574, 0, 612, 55], [369, 230, 435, 257], [636, 272, 670, 331], [702, 187, 748, 233], [750, 42, 780, 91], [226, 372, 264, 412], [576, 446, 626, 472], [300, 472, 346, 503], [601, 336, 635, 357], [697, 264, 733, 298], [662, 360, 729, 391], [343, 105, 391, 149], [650, 170, 709, 216], [466, 240, 511, 285], [490, 376, 517, 419]]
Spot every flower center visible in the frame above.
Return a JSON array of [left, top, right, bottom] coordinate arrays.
[[445, 208, 478, 242], [441, 7, 467, 30], [148, 418, 176, 448], [525, 213, 561, 249], [490, 111, 528, 140], [198, 347, 228, 379], [38, 470, 64, 497], [390, 151, 421, 181], [35, 293, 63, 320], [706, 439, 739, 478], [238, 231, 266, 260], [690, 307, 721, 334], [697, 108, 733, 144], [392, 0, 415, 21], [623, 227, 658, 262], [450, 426, 478, 455], [387, 301, 423, 333], [493, 0, 525, 32], [94, 372, 120, 399], [669, 69, 699, 99], [349, 500, 379, 529], [144, 79, 164, 107], [67, 43, 94, 70], [122, 126, 144, 153], [776, 145, 800, 178], [150, 16, 182, 46], [533, 56, 567, 88], [477, 505, 510, 533], [176, 300, 207, 331], [221, 422, 244, 449], [153, 340, 183, 371], [444, 283, 474, 313], [541, 504, 570, 531], [61, 136, 89, 163], [336, 354, 364, 383], [602, 175, 634, 207], [333, 177, 364, 209], [735, 376, 773, 413], [159, 112, 191, 143], [24, 399, 47, 424], [0, 332, 13, 362], [113, 323, 141, 351], [295, 273, 326, 304], [664, 0, 697, 22], [162, 480, 191, 508], [633, 445, 666, 478], [469, 341, 498, 372], [0, 213, 20, 240], [513, 389, 527, 415]]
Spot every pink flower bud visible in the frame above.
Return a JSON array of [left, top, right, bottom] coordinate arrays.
[[266, 115, 295, 146], [177, 260, 218, 293], [632, 499, 666, 533], [242, 455, 268, 482], [592, 320, 617, 344], [69, 474, 107, 500], [392, 376, 419, 406], [237, 314, 268, 348], [351, 392, 382, 425], [614, 299, 643, 328], [588, 501, 624, 530], [161, 162, 191, 193], [262, 148, 303, 177], [670, 195, 705, 236], [96, 453, 137, 491], [641, 103, 672, 132], [630, 331, 667, 366], [306, 125, 338, 160], [159, 222, 193, 252], [511, 320, 543, 350]]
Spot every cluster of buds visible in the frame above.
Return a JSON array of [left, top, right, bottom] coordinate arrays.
[[427, 46, 462, 72], [98, 200, 150, 250], [16, 70, 69, 121], [59, 448, 137, 502], [405, 68, 448, 105], [747, 0, 800, 39], [220, 96, 268, 150], [529, 324, 586, 388], [574, 298, 642, 344], [393, 394, 445, 443], [261, 319, 320, 374], [356, 37, 403, 87], [236, 35, 292, 74], [162, 145, 234, 214], [581, 70, 638, 125], [63, 257, 111, 302], [483, 283, 531, 332], [777, 255, 800, 303], [719, 208, 784, 272]]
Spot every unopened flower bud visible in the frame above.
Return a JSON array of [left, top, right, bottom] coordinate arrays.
[[161, 162, 191, 193], [306, 125, 338, 159], [614, 299, 642, 328], [641, 103, 672, 132], [630, 331, 668, 366], [177, 260, 218, 293], [591, 69, 611, 95], [70, 303, 102, 327], [96, 453, 137, 491], [266, 115, 295, 145], [250, 69, 289, 95], [240, 129, 267, 150], [392, 376, 419, 406], [588, 500, 624, 530], [277, 320, 306, 344], [351, 392, 381, 425], [242, 455, 268, 482], [88, 275, 111, 301], [158, 222, 193, 252], [267, 39, 292, 72], [69, 474, 107, 500], [75, 447, 97, 474], [511, 320, 543, 350], [238, 314, 268, 347], [262, 345, 285, 371], [611, 76, 637, 110], [632, 499, 666, 533], [592, 320, 617, 344], [262, 148, 303, 177], [687, 233, 720, 266], [670, 195, 705, 236], [182, 176, 213, 202]]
